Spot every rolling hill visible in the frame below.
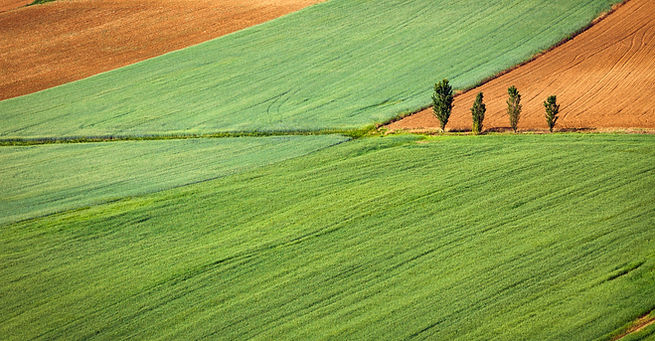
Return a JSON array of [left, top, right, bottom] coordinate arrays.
[[0, 135, 346, 224], [0, 0, 324, 100], [1, 134, 654, 339], [389, 0, 655, 131], [2, 0, 654, 339], [0, 0, 621, 139]]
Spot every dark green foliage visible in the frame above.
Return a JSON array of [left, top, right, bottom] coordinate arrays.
[[544, 95, 560, 132], [432, 79, 454, 131], [506, 85, 522, 132], [471, 92, 486, 135]]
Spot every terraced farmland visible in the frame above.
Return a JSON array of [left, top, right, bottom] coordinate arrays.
[[0, 135, 346, 224], [1, 134, 654, 339], [0, 0, 620, 139], [390, 0, 655, 132]]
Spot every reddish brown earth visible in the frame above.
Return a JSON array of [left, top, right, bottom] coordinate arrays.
[[389, 0, 655, 132], [0, 0, 323, 100], [0, 0, 30, 13]]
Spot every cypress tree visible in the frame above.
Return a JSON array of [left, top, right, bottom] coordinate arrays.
[[471, 92, 486, 135], [544, 95, 560, 132], [432, 79, 454, 131], [506, 85, 522, 133]]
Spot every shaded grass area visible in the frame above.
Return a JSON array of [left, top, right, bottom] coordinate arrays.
[[0, 135, 347, 225], [1, 134, 654, 339], [0, 0, 620, 138]]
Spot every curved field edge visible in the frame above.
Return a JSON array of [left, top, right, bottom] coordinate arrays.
[[0, 0, 622, 139], [1, 134, 654, 339], [389, 0, 655, 132], [0, 134, 348, 225], [0, 0, 324, 100]]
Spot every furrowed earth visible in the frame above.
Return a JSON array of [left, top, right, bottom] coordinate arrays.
[[0, 0, 30, 13], [389, 0, 655, 132]]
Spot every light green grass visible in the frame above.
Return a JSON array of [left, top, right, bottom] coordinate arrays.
[[0, 0, 620, 138], [0, 135, 347, 225], [1, 134, 653, 340]]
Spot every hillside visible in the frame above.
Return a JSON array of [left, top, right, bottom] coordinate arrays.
[[1, 134, 654, 339], [0, 0, 323, 100], [1, 0, 654, 339], [0, 135, 346, 224], [0, 0, 620, 139], [389, 0, 655, 131]]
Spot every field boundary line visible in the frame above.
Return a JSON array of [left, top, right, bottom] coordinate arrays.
[[0, 127, 373, 146]]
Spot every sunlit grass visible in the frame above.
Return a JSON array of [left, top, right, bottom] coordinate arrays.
[[2, 134, 653, 340]]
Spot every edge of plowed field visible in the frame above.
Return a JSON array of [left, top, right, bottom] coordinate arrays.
[[0, 0, 324, 100], [385, 0, 655, 132]]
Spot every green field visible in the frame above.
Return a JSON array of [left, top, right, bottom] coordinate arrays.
[[0, 0, 620, 139], [2, 0, 652, 339], [2, 134, 654, 340], [0, 135, 347, 225]]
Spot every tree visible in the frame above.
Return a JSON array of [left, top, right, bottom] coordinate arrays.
[[432, 79, 454, 131], [506, 85, 522, 133], [544, 95, 560, 132], [471, 92, 486, 135]]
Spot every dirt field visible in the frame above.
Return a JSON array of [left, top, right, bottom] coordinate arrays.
[[389, 0, 655, 131], [0, 0, 323, 100], [0, 0, 30, 13]]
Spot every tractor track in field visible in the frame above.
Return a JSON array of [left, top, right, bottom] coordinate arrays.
[[0, 0, 323, 100], [388, 0, 655, 132], [612, 312, 655, 340]]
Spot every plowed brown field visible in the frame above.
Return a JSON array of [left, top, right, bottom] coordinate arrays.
[[389, 0, 655, 132], [0, 0, 30, 13], [0, 0, 322, 100]]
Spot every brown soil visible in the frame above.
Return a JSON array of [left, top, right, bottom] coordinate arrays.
[[388, 0, 655, 132], [0, 0, 323, 100], [612, 313, 655, 340], [0, 0, 30, 13]]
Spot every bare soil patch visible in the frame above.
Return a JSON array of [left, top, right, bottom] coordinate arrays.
[[388, 0, 655, 131], [0, 0, 30, 13], [0, 0, 323, 100]]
